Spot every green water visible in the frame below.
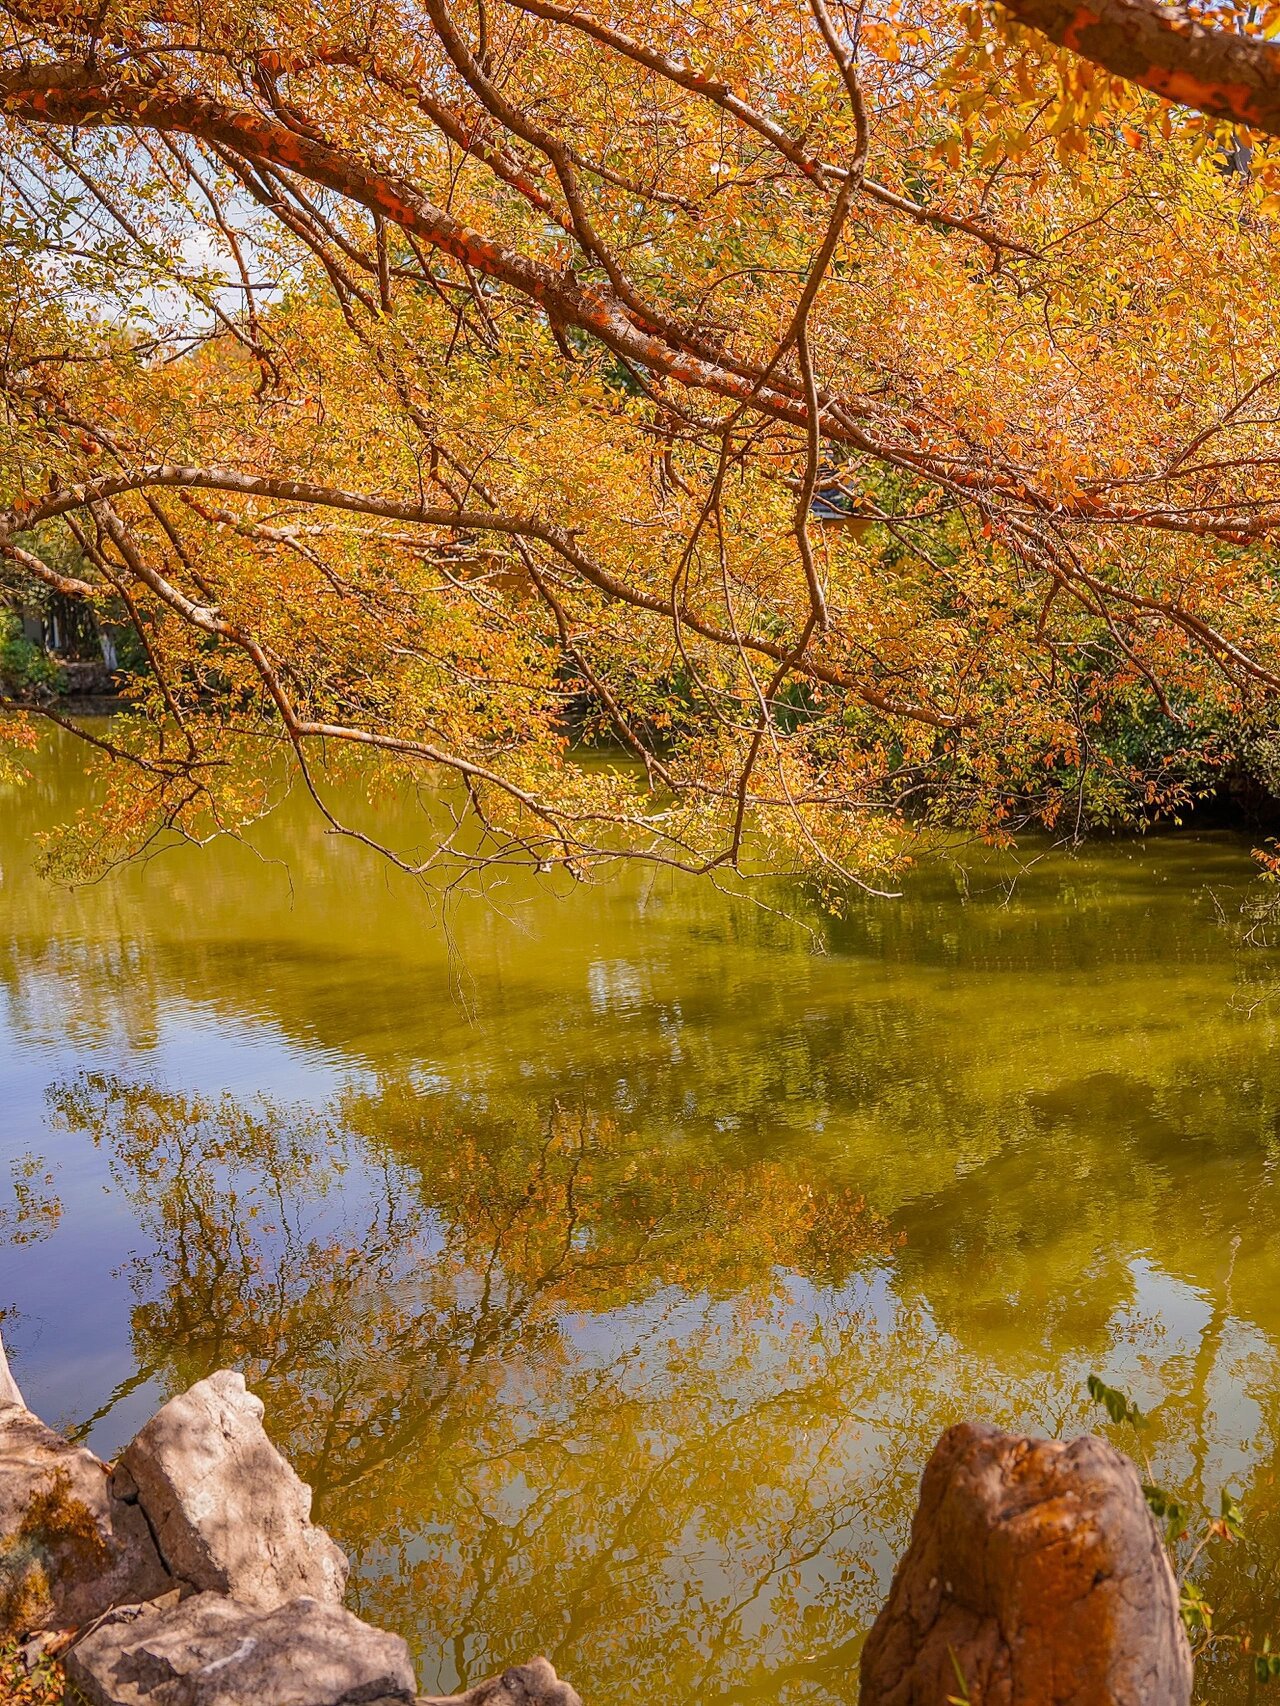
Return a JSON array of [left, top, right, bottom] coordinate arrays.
[[3, 727, 1280, 1701]]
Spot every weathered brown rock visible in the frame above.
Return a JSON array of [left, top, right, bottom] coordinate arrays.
[[860, 1420, 1193, 1706], [0, 1406, 172, 1637], [65, 1591, 417, 1706], [113, 1370, 347, 1610], [419, 1658, 581, 1706]]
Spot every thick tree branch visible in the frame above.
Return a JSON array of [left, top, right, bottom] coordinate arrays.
[[0, 65, 820, 424], [996, 0, 1280, 134], [7, 63, 1280, 540]]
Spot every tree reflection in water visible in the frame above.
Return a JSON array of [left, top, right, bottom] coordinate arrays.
[[45, 1071, 1280, 1706]]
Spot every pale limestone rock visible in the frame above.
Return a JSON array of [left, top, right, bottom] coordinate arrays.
[[0, 1327, 23, 1410], [113, 1371, 347, 1610], [860, 1420, 1194, 1706], [420, 1658, 582, 1706], [64, 1591, 416, 1706], [0, 1406, 171, 1636]]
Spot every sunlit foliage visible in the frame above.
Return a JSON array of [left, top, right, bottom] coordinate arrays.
[[3, 0, 1280, 888]]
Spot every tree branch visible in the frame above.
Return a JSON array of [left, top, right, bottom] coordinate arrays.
[[996, 0, 1280, 134]]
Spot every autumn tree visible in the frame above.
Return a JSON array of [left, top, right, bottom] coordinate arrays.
[[4, 0, 1280, 888]]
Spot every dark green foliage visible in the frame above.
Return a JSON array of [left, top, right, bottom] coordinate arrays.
[[0, 613, 62, 697]]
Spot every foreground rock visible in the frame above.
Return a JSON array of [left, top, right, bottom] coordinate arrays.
[[421, 1659, 582, 1706], [113, 1370, 347, 1610], [0, 1405, 171, 1634], [12, 1315, 1186, 1706], [860, 1420, 1193, 1706], [0, 1334, 22, 1409], [0, 1337, 578, 1706], [66, 1591, 417, 1706]]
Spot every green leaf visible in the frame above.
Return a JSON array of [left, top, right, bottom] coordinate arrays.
[[1087, 1373, 1142, 1428], [1179, 1579, 1213, 1635], [1142, 1482, 1171, 1517], [1220, 1488, 1245, 1539]]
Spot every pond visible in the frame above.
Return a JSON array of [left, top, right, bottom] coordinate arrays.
[[2, 724, 1279, 1702]]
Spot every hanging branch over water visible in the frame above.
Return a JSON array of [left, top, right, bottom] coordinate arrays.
[[4, 0, 1280, 887]]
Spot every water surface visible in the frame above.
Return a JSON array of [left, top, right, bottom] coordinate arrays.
[[2, 728, 1279, 1701]]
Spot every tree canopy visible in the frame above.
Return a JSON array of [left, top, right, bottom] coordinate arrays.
[[5, 0, 1280, 889]]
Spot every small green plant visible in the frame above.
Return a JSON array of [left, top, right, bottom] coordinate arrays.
[[1140, 1481, 1188, 1545], [1087, 1374, 1267, 1680], [0, 1639, 63, 1706], [945, 1644, 971, 1706], [1255, 1637, 1280, 1684]]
